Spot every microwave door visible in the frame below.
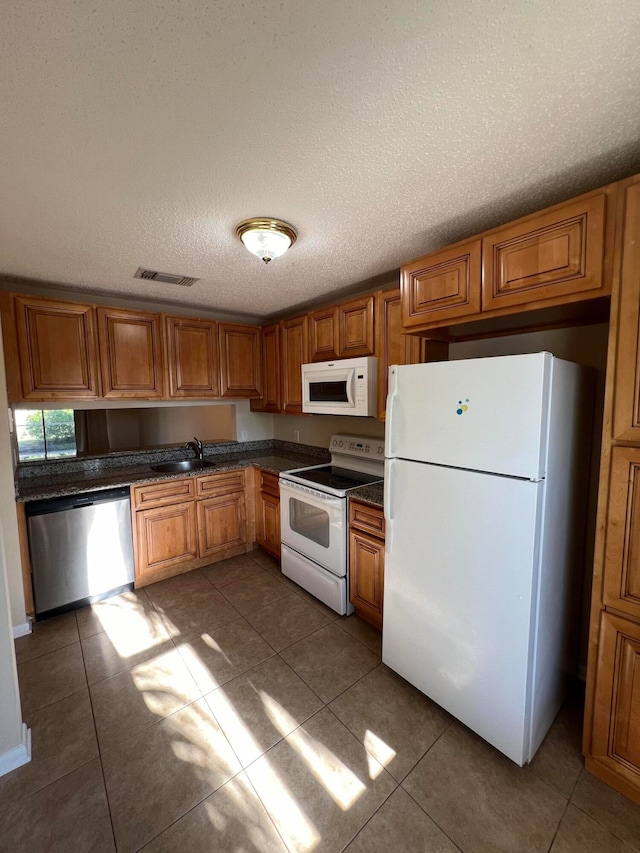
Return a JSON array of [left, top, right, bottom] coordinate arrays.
[[308, 368, 353, 407]]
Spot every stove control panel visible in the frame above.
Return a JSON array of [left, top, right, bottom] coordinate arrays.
[[330, 434, 385, 459]]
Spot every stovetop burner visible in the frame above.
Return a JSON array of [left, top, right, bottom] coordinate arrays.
[[292, 464, 382, 491]]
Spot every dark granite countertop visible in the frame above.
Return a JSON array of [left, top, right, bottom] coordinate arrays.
[[348, 482, 384, 509], [17, 441, 328, 502]]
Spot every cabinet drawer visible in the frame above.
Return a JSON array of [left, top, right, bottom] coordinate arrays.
[[259, 470, 280, 497], [132, 477, 195, 509], [196, 469, 246, 497], [349, 500, 385, 538]]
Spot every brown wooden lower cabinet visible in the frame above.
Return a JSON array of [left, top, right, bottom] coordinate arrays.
[[197, 492, 247, 558], [587, 611, 640, 803], [255, 469, 280, 558], [131, 469, 251, 586], [135, 502, 198, 584], [349, 500, 385, 630]]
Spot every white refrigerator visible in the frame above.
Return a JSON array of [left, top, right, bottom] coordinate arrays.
[[383, 352, 590, 765]]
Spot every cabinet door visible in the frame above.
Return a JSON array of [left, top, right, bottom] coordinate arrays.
[[256, 490, 280, 558], [250, 323, 281, 412], [590, 612, 640, 793], [280, 315, 308, 414], [97, 307, 165, 398], [482, 192, 608, 313], [349, 529, 384, 630], [134, 501, 197, 582], [197, 492, 247, 558], [165, 316, 218, 398], [612, 179, 640, 441], [603, 448, 640, 620], [309, 307, 339, 361], [401, 238, 482, 328], [375, 289, 448, 419], [218, 323, 262, 398], [338, 295, 375, 358], [14, 295, 99, 399]]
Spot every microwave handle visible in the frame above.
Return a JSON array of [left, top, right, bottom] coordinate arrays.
[[345, 367, 355, 406]]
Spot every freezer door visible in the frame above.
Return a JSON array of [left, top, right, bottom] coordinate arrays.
[[383, 458, 543, 765], [385, 352, 552, 479]]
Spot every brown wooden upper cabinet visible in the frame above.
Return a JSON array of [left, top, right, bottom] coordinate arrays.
[[482, 191, 607, 312], [402, 188, 611, 331], [376, 288, 448, 419], [612, 178, 640, 442], [165, 316, 219, 398], [97, 307, 165, 398], [250, 323, 281, 412], [338, 295, 375, 357], [13, 295, 100, 400], [402, 238, 482, 329], [280, 314, 308, 414], [309, 295, 375, 361], [309, 306, 339, 361], [218, 323, 262, 398], [376, 288, 424, 419]]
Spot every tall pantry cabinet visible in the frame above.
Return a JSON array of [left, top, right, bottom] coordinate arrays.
[[584, 175, 640, 806]]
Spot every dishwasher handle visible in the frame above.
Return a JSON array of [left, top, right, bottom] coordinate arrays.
[[25, 486, 131, 517]]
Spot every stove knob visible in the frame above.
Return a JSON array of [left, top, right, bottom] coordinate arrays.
[[338, 440, 344, 448], [377, 446, 383, 454]]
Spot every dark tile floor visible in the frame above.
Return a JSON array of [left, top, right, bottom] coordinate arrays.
[[2, 549, 640, 852]]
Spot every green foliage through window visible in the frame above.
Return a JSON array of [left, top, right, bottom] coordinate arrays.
[[15, 409, 77, 461]]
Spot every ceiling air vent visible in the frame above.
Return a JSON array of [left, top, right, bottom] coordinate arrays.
[[134, 267, 198, 287]]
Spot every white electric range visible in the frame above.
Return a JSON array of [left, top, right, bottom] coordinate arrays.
[[279, 434, 385, 615]]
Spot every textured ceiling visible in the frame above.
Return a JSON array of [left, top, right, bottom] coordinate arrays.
[[2, 1, 640, 320]]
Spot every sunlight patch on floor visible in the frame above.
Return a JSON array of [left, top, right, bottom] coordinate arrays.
[[363, 729, 396, 779], [94, 592, 168, 658], [248, 759, 321, 853], [130, 648, 198, 716]]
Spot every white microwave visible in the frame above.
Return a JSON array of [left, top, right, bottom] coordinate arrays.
[[301, 356, 377, 416]]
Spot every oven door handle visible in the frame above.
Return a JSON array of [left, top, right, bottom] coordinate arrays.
[[279, 482, 343, 506]]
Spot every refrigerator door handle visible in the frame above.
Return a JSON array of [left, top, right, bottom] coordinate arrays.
[[386, 368, 399, 457], [384, 458, 395, 553]]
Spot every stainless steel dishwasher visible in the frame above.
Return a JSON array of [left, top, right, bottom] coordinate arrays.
[[25, 487, 135, 618]]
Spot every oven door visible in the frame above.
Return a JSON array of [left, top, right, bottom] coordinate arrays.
[[279, 480, 346, 575]]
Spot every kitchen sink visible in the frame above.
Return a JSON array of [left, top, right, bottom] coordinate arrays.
[[150, 459, 217, 474]]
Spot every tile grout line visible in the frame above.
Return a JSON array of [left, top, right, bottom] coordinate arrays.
[[78, 627, 119, 852]]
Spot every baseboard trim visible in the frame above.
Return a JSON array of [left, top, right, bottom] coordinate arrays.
[[12, 618, 32, 639], [0, 724, 32, 778]]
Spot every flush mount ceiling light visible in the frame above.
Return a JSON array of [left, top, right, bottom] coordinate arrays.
[[235, 217, 297, 264]]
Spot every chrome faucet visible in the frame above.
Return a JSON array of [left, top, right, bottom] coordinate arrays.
[[185, 437, 204, 461]]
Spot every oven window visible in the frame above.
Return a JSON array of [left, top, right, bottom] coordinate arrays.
[[288, 498, 330, 548], [308, 380, 349, 403]]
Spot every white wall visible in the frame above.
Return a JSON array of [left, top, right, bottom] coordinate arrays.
[[0, 326, 26, 629], [272, 413, 384, 448], [234, 401, 275, 442], [0, 534, 26, 764]]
